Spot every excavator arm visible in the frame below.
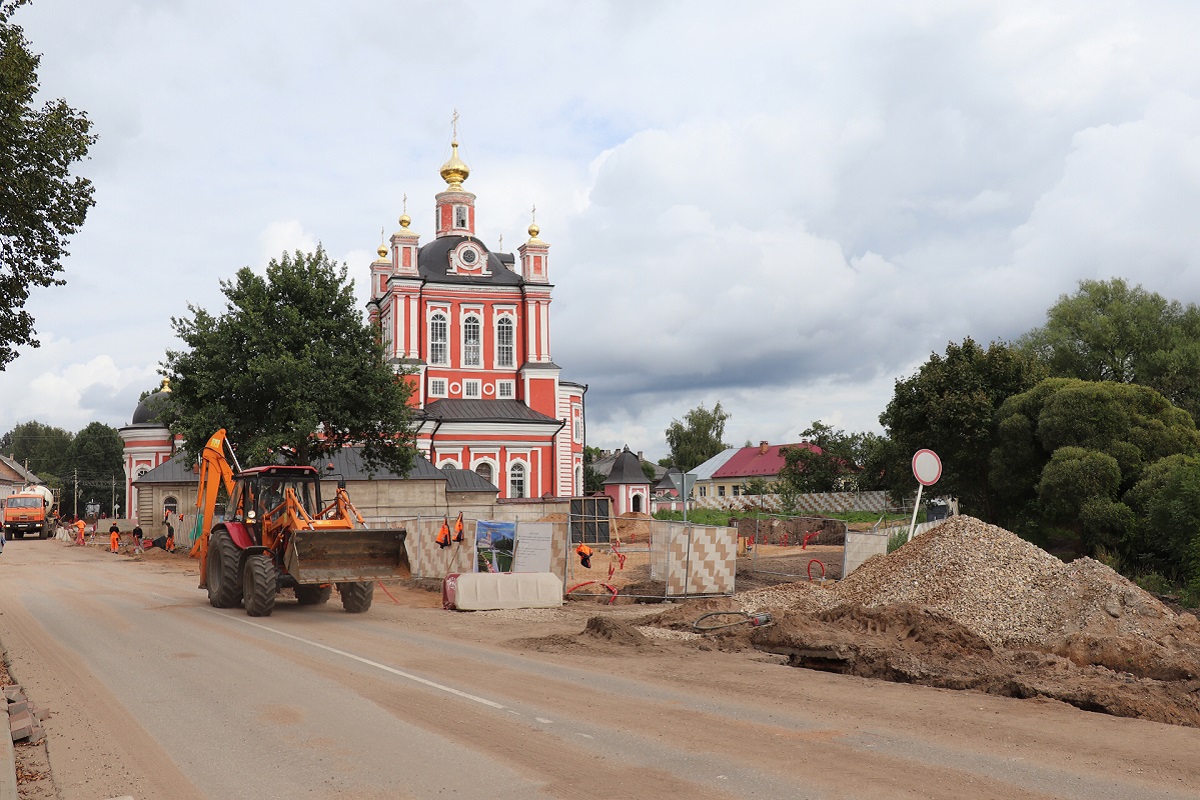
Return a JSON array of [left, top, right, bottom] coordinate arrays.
[[193, 429, 236, 587]]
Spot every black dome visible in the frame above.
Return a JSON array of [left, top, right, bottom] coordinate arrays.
[[131, 390, 170, 425]]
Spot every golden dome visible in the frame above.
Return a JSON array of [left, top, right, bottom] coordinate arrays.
[[161, 377, 171, 393], [377, 242, 388, 259], [399, 213, 411, 229], [439, 140, 470, 190]]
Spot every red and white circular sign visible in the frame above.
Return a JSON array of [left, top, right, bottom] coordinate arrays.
[[912, 449, 942, 486]]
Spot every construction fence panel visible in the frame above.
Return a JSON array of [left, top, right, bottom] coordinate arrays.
[[647, 521, 736, 597], [843, 529, 889, 576]]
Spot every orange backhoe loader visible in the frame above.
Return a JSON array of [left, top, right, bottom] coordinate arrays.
[[193, 429, 410, 616]]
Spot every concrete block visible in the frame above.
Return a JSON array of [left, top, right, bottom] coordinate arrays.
[[5, 701, 26, 717], [1, 687, 21, 703], [8, 711, 32, 741]]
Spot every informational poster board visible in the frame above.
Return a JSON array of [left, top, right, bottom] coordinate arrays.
[[512, 521, 554, 573], [475, 520, 516, 572]]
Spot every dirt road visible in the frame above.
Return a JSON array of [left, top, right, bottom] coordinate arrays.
[[1, 538, 1198, 799]]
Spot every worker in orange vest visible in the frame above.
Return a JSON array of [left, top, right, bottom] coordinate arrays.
[[576, 543, 593, 568], [74, 518, 86, 546], [108, 522, 121, 553]]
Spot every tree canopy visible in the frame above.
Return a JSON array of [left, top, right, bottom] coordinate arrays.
[[1019, 278, 1200, 420], [0, 1, 96, 368], [879, 338, 1044, 519], [0, 419, 71, 475], [67, 421, 123, 515], [665, 401, 730, 472], [161, 246, 418, 475], [990, 378, 1200, 555]]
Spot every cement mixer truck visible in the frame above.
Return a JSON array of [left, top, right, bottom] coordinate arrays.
[[3, 484, 56, 539]]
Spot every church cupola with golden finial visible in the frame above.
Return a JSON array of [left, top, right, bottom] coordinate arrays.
[[391, 193, 420, 278], [435, 110, 476, 238], [518, 205, 550, 285]]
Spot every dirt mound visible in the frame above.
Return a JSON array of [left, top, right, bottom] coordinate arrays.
[[614, 512, 651, 543], [510, 616, 651, 655], [724, 515, 1200, 726]]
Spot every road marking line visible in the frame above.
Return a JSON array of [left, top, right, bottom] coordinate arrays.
[[210, 610, 506, 710]]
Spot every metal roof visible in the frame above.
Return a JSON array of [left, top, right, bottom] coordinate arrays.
[[712, 442, 820, 479], [421, 399, 560, 425], [603, 448, 649, 485], [688, 448, 739, 480]]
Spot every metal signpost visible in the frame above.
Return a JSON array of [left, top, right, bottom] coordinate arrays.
[[907, 449, 942, 542]]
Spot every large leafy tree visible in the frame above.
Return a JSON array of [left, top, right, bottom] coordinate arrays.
[[0, 419, 72, 475], [665, 401, 730, 472], [0, 0, 96, 368], [990, 378, 1200, 555], [879, 338, 1043, 519], [67, 421, 123, 515], [162, 247, 418, 474], [1019, 278, 1200, 420]]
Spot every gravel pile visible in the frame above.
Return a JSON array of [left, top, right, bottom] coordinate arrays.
[[737, 515, 1183, 648]]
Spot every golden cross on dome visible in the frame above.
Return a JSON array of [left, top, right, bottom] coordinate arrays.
[[451, 109, 459, 141], [531, 204, 537, 223], [402, 193, 408, 215], [379, 226, 385, 243], [498, 234, 504, 251]]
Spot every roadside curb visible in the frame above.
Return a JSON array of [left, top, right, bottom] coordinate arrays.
[[0, 646, 17, 800]]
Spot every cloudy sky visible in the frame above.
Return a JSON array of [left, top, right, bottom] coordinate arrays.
[[3, 1, 1200, 461]]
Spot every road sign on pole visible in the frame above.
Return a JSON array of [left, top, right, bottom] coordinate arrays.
[[907, 449, 942, 542]]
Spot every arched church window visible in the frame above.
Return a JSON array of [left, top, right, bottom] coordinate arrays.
[[632, 494, 643, 513], [464, 315, 481, 366], [509, 462, 526, 499], [454, 205, 468, 229], [496, 317, 514, 368], [475, 463, 493, 485], [430, 313, 448, 365]]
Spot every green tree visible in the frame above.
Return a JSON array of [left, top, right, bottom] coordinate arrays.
[[880, 338, 1043, 519], [67, 421, 123, 515], [665, 401, 730, 472], [161, 246, 418, 474], [1020, 278, 1200, 420], [0, 419, 72, 475], [582, 445, 605, 493], [0, 1, 96, 368], [990, 378, 1200, 555]]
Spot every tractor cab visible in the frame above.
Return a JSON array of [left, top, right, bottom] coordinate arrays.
[[228, 466, 322, 544]]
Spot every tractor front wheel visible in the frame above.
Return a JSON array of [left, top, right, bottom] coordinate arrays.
[[337, 581, 374, 613], [242, 554, 278, 617], [206, 531, 243, 609]]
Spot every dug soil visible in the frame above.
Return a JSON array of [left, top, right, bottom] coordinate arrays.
[[636, 515, 1200, 728]]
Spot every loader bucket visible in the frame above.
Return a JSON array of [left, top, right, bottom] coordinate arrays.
[[286, 528, 411, 584]]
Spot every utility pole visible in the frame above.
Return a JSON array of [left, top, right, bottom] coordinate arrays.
[[73, 469, 78, 519]]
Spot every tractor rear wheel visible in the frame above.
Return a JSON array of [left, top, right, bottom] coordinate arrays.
[[295, 584, 332, 605], [242, 554, 278, 617], [206, 531, 243, 609], [337, 581, 374, 613]]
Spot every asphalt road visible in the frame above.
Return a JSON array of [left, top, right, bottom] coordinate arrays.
[[1, 537, 1199, 799]]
